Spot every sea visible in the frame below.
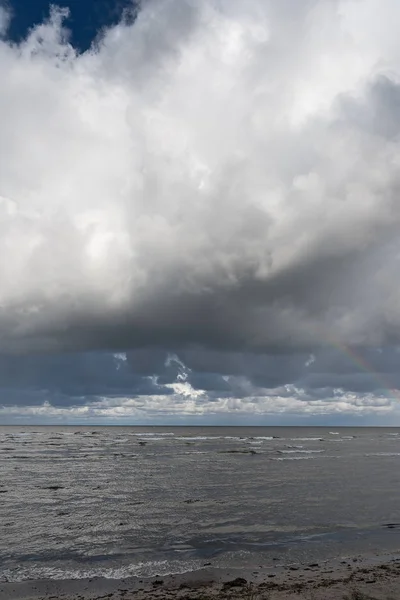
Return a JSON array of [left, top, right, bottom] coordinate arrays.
[[1, 426, 400, 583]]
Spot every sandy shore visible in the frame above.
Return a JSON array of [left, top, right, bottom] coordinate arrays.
[[2, 553, 400, 600]]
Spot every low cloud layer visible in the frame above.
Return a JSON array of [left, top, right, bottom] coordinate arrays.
[[1, 0, 400, 355], [0, 346, 397, 424]]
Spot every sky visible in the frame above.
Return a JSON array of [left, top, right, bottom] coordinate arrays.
[[2, 0, 400, 425]]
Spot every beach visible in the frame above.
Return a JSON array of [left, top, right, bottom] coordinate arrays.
[[4, 0, 400, 593], [2, 426, 400, 598], [2, 553, 400, 599]]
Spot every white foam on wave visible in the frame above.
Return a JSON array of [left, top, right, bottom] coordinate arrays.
[[137, 437, 172, 441], [289, 437, 323, 442], [365, 452, 400, 457], [279, 449, 324, 454], [329, 432, 339, 435], [176, 436, 221, 441], [271, 456, 315, 461], [133, 433, 175, 437], [176, 435, 274, 442], [0, 558, 203, 583], [7, 432, 40, 437]]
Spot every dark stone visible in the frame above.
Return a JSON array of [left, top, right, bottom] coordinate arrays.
[[223, 577, 247, 589]]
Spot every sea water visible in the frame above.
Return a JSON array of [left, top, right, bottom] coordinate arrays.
[[1, 426, 400, 582]]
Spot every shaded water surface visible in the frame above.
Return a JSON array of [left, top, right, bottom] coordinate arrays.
[[1, 426, 400, 581]]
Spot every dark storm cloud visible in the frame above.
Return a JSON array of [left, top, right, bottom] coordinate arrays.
[[0, 351, 173, 406], [1, 344, 398, 411], [1, 0, 400, 357]]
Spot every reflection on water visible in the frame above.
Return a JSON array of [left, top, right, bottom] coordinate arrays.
[[1, 426, 400, 581]]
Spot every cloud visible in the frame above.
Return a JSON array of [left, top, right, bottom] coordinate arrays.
[[0, 346, 398, 424], [0, 386, 393, 425], [3, 0, 400, 424], [0, 5, 10, 37], [1, 0, 400, 355]]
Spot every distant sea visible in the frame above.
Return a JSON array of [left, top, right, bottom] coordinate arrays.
[[1, 426, 400, 582]]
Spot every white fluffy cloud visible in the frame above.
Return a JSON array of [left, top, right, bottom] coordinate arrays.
[[0, 386, 393, 424], [1, 0, 400, 355]]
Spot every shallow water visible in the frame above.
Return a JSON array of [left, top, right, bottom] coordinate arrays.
[[1, 426, 400, 582]]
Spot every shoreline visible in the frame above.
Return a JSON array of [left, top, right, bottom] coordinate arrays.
[[2, 552, 400, 599]]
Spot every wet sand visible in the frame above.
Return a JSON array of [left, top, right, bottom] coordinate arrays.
[[3, 553, 400, 600]]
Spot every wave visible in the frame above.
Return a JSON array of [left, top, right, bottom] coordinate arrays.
[[133, 433, 175, 437], [271, 456, 315, 461], [289, 437, 323, 442], [137, 437, 174, 441], [175, 436, 221, 441], [365, 452, 400, 457], [278, 449, 324, 454], [175, 435, 276, 442], [0, 558, 203, 582]]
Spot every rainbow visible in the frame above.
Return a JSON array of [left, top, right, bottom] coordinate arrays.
[[332, 342, 399, 401]]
